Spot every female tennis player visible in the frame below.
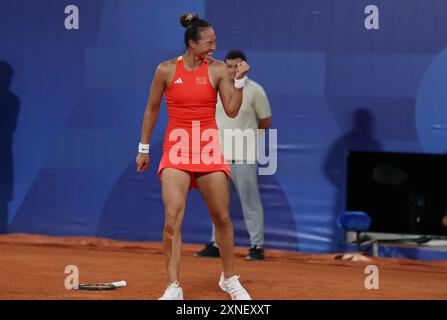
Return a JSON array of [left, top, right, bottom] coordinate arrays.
[[135, 13, 251, 300]]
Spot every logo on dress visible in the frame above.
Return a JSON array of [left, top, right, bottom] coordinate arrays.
[[174, 78, 183, 84], [196, 77, 207, 85]]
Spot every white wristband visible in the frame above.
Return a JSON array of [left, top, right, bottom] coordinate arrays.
[[138, 143, 150, 154], [234, 76, 247, 89]]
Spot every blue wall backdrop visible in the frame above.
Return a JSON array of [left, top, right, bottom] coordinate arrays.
[[1, 0, 447, 252]]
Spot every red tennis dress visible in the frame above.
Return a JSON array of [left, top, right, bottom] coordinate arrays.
[[157, 56, 231, 189]]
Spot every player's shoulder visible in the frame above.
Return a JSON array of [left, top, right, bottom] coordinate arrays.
[[153, 58, 178, 82], [208, 58, 225, 65], [157, 58, 177, 71], [208, 58, 226, 70]]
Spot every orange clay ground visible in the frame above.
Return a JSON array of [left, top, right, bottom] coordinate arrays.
[[0, 233, 446, 300]]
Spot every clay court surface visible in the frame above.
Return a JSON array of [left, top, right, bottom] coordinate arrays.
[[0, 234, 446, 300]]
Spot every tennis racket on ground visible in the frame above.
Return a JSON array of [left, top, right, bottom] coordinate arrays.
[[74, 281, 127, 291]]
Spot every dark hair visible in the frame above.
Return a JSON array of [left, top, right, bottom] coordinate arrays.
[[179, 13, 212, 47], [224, 50, 247, 62]]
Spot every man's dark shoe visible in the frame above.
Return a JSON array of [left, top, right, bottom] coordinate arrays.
[[246, 245, 265, 261], [194, 242, 220, 257]]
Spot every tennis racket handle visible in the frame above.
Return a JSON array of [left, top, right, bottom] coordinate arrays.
[[111, 281, 127, 288]]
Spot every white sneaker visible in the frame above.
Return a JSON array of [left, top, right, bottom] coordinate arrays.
[[158, 281, 184, 300], [219, 273, 251, 300]]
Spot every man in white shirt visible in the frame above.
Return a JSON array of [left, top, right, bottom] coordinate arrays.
[[195, 51, 272, 260]]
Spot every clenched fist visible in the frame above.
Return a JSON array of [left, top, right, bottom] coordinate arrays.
[[235, 61, 250, 80]]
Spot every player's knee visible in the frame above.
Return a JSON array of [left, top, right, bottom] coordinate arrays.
[[213, 213, 232, 230], [164, 206, 183, 225], [163, 224, 176, 240]]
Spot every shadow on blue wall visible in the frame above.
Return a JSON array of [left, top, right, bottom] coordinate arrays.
[[0, 61, 19, 234], [323, 109, 383, 251]]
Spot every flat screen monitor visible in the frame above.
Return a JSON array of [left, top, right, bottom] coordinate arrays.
[[346, 151, 447, 237]]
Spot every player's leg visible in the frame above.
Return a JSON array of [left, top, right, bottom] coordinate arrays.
[[193, 176, 234, 258], [161, 168, 190, 283], [195, 171, 234, 276], [195, 170, 251, 300]]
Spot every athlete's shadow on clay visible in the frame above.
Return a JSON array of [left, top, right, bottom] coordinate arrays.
[[96, 142, 299, 250]]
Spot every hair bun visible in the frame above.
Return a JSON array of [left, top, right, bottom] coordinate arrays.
[[179, 13, 199, 28]]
